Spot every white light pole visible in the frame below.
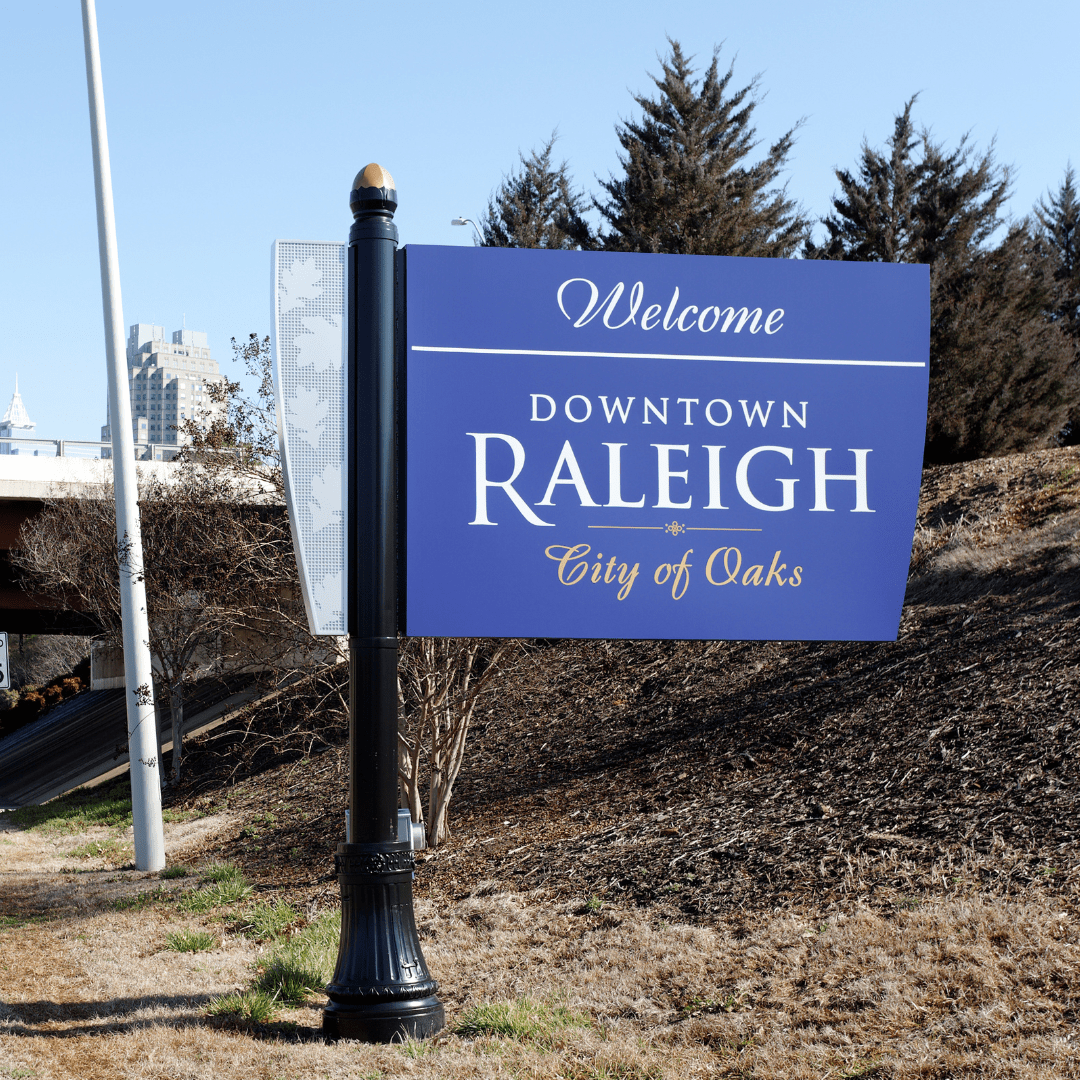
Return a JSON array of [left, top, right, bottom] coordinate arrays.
[[81, 0, 165, 871], [450, 217, 484, 244]]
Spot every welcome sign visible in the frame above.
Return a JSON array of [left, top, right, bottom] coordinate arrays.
[[404, 246, 929, 641]]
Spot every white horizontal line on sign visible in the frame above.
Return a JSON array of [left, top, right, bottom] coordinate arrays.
[[411, 345, 926, 368]]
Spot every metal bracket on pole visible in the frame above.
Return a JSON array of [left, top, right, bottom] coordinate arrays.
[[322, 164, 444, 1042]]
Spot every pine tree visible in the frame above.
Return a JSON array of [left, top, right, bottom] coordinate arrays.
[[1034, 165, 1080, 337], [581, 40, 808, 256], [480, 135, 590, 249], [805, 101, 923, 263], [808, 100, 1076, 462], [928, 223, 1075, 459], [806, 98, 1010, 265]]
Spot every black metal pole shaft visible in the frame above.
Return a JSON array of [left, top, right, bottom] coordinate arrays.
[[323, 164, 444, 1042], [347, 167, 399, 845]]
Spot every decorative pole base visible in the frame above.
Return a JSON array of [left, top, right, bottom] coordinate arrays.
[[323, 842, 445, 1042]]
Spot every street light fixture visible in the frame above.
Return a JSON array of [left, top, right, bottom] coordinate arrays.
[[451, 217, 483, 244]]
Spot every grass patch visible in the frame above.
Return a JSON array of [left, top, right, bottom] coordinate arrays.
[[236, 898, 300, 941], [839, 1061, 885, 1079], [892, 896, 922, 911], [184, 879, 254, 911], [452, 997, 591, 1046], [203, 861, 245, 883], [400, 1037, 438, 1059], [113, 886, 171, 911], [8, 779, 133, 834], [205, 988, 279, 1024], [65, 837, 132, 862], [165, 929, 218, 953], [0, 913, 48, 932], [680, 991, 752, 1016], [254, 957, 324, 1005], [160, 865, 190, 879], [252, 908, 340, 1006], [226, 908, 339, 1010], [270, 910, 339, 983], [563, 1066, 663, 1080], [178, 864, 252, 913]]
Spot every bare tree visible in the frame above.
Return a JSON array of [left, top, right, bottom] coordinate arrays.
[[179, 333, 282, 495], [197, 339, 526, 845], [8, 634, 90, 690], [397, 637, 520, 846], [22, 329, 518, 827], [14, 466, 309, 783]]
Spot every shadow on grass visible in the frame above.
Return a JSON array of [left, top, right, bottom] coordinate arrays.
[[2, 992, 217, 1033], [2, 993, 327, 1042]]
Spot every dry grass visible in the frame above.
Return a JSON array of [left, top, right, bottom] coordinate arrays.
[[908, 448, 1080, 602], [5, 448, 1080, 1077], [2, 848, 1079, 1079]]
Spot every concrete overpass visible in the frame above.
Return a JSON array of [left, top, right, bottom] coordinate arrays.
[[0, 456, 177, 634], [0, 455, 313, 807]]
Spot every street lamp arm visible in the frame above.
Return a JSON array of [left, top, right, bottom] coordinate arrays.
[[450, 217, 484, 245]]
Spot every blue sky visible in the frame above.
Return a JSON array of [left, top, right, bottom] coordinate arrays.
[[1, 0, 1076, 442]]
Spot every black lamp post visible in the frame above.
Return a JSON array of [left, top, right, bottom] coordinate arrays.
[[322, 164, 445, 1042]]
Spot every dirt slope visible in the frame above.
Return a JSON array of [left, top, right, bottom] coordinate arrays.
[[169, 447, 1080, 924]]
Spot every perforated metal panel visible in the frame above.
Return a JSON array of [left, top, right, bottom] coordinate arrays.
[[272, 241, 347, 636]]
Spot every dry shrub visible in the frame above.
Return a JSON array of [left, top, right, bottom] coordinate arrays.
[[60, 677, 82, 698], [0, 660, 90, 743], [398, 637, 523, 845], [14, 469, 314, 784], [13, 689, 45, 721]]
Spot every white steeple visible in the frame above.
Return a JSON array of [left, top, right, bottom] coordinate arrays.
[[2, 375, 33, 429]]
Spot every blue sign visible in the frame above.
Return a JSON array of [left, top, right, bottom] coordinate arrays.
[[405, 245, 929, 641]]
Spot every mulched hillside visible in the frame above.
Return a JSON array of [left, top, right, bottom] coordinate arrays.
[[170, 446, 1080, 923]]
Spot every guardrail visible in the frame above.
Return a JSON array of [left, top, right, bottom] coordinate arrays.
[[0, 437, 179, 460]]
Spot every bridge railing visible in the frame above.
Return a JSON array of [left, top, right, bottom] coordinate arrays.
[[0, 437, 180, 461]]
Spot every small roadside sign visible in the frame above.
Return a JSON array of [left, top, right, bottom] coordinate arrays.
[[0, 633, 9, 689]]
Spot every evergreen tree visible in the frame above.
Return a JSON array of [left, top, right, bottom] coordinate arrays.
[[805, 101, 923, 263], [580, 40, 808, 256], [480, 135, 589, 249], [808, 100, 1076, 462], [806, 98, 1010, 265], [1034, 165, 1080, 337], [928, 223, 1075, 459]]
